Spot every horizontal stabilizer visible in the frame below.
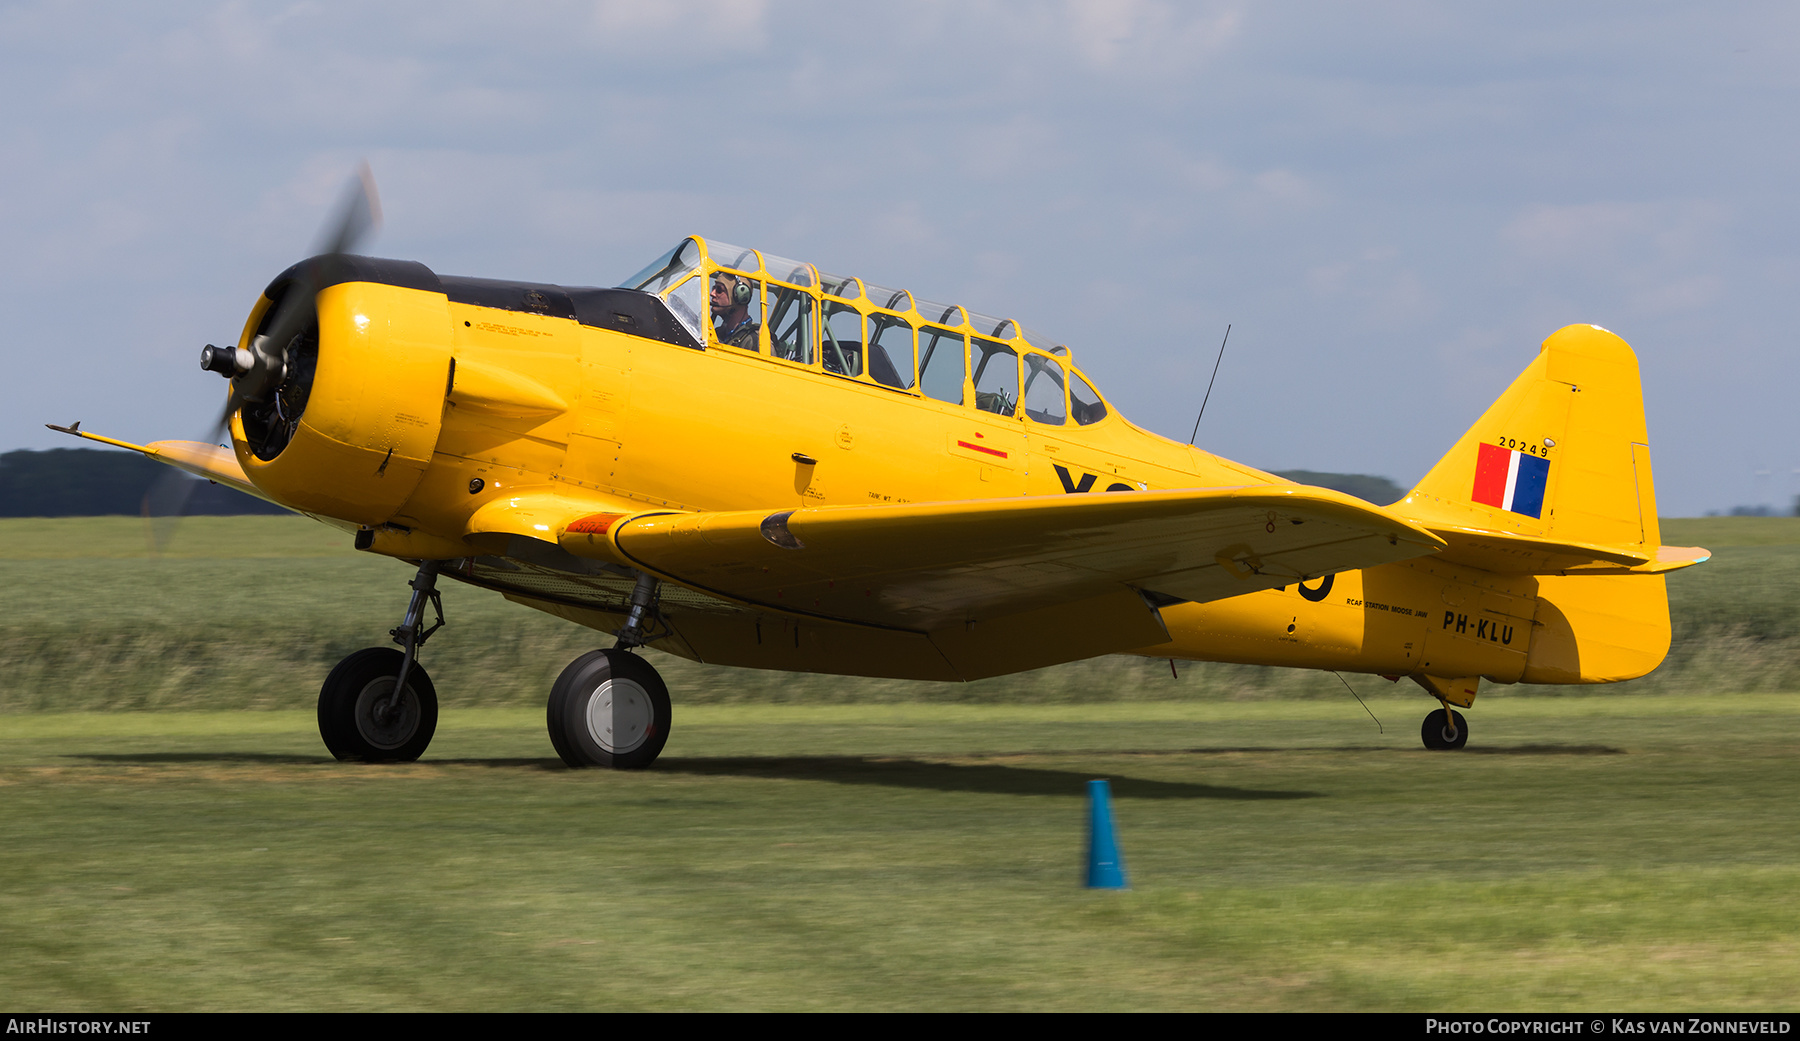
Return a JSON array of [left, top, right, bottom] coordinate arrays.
[[1425, 524, 1645, 572], [1421, 523, 1711, 575]]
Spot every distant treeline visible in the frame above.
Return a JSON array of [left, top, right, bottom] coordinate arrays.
[[1713, 500, 1800, 518], [1272, 470, 1404, 505], [0, 448, 288, 517], [0, 447, 1405, 518]]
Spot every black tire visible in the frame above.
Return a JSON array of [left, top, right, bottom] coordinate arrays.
[[318, 647, 439, 762], [1420, 707, 1469, 750], [546, 649, 671, 769]]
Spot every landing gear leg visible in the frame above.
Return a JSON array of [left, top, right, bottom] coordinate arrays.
[[1420, 703, 1469, 750], [388, 560, 445, 708], [318, 560, 445, 762], [545, 572, 672, 770], [612, 571, 660, 651]]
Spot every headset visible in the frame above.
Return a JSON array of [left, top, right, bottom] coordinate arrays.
[[715, 275, 753, 307]]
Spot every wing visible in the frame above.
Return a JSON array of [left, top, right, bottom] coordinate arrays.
[[564, 485, 1446, 632], [46, 424, 279, 505]]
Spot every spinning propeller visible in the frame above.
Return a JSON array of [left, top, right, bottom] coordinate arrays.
[[146, 164, 382, 550], [199, 162, 382, 442]]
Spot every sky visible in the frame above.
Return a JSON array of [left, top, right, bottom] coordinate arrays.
[[3, 1, 1796, 516]]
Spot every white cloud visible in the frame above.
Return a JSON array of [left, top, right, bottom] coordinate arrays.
[[1500, 200, 1732, 315], [1243, 168, 1324, 215], [1502, 201, 1728, 264], [1306, 247, 1434, 327], [1061, 0, 1243, 75], [1502, 202, 1659, 262], [586, 0, 771, 53]]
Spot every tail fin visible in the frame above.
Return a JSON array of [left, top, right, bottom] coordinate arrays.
[[1398, 324, 1683, 571], [1398, 324, 1708, 686]]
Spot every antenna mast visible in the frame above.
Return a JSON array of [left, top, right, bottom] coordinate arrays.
[[1188, 324, 1231, 446]]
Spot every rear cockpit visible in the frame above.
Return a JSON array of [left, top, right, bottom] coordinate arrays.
[[620, 236, 1112, 429]]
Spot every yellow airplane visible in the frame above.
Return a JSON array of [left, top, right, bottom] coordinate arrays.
[[53, 186, 1709, 767]]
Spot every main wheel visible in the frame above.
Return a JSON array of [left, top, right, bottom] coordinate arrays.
[[318, 647, 439, 762], [546, 649, 671, 769], [1420, 707, 1469, 750]]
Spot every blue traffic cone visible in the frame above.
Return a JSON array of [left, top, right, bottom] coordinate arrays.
[[1085, 778, 1129, 889]]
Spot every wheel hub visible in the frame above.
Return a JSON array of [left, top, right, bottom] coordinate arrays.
[[586, 678, 653, 754], [354, 678, 421, 750]]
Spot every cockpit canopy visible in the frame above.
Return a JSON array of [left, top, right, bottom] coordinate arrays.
[[620, 237, 1109, 426]]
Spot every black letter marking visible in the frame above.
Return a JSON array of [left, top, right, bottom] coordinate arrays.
[[1297, 574, 1335, 602], [1054, 464, 1096, 494]]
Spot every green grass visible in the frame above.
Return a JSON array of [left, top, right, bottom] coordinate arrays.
[[1, 516, 1795, 712], [2, 517, 1797, 1009], [0, 515, 356, 559], [2, 698, 1798, 1010], [1661, 516, 1800, 548]]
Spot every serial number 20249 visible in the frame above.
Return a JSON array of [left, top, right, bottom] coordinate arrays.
[[1498, 436, 1549, 456]]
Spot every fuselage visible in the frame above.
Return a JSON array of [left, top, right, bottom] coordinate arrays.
[[226, 239, 1671, 697]]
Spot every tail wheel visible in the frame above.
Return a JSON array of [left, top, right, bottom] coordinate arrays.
[[547, 649, 672, 770], [1420, 707, 1469, 751], [319, 647, 439, 762]]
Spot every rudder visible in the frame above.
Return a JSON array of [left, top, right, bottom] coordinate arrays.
[[1400, 324, 1658, 552]]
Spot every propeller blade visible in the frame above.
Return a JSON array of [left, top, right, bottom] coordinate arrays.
[[142, 462, 200, 556], [246, 284, 311, 395], [226, 163, 384, 412], [314, 160, 382, 258], [161, 162, 383, 552], [209, 384, 238, 445]]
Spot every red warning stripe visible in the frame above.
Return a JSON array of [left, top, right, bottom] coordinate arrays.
[[565, 512, 625, 535], [956, 440, 1008, 459]]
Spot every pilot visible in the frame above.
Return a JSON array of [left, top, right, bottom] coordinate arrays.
[[711, 273, 760, 350]]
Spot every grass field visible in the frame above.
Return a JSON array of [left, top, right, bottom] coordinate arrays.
[[1, 515, 1796, 711], [1, 516, 1797, 1009], [3, 698, 1799, 1010]]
